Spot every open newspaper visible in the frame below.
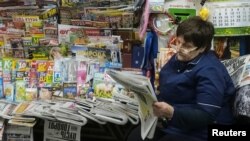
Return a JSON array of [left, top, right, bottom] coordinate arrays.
[[107, 70, 158, 140], [222, 54, 250, 88]]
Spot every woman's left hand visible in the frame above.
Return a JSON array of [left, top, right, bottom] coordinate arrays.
[[153, 102, 174, 120]]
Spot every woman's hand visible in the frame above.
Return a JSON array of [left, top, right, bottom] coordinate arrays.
[[153, 102, 174, 120]]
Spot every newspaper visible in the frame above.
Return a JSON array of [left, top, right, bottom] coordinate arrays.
[[43, 120, 81, 141], [106, 70, 158, 140], [222, 54, 250, 88], [4, 124, 33, 141], [234, 84, 250, 117]]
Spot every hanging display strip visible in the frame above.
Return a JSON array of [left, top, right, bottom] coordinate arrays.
[[207, 1, 250, 36]]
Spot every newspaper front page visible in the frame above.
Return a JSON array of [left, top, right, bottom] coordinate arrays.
[[222, 55, 250, 118], [107, 70, 158, 140], [222, 54, 250, 88], [44, 120, 81, 141], [5, 124, 33, 141]]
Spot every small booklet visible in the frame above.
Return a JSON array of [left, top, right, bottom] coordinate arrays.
[[107, 69, 158, 140]]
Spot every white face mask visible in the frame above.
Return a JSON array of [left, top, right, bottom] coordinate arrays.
[[170, 37, 205, 62]]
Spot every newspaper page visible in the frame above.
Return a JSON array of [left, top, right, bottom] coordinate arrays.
[[4, 124, 33, 141], [44, 120, 81, 141], [234, 84, 250, 117], [106, 70, 158, 140], [222, 54, 250, 88]]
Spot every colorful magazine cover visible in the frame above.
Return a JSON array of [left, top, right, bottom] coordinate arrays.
[[53, 71, 62, 84], [58, 24, 89, 45], [2, 34, 22, 58], [71, 45, 122, 68], [93, 72, 115, 98], [15, 59, 30, 72], [38, 87, 52, 100], [77, 60, 87, 84], [3, 71, 11, 83], [0, 71, 3, 98], [0, 35, 5, 57], [2, 58, 13, 71], [29, 60, 38, 88], [0, 60, 2, 98], [63, 82, 77, 99], [15, 59, 30, 82], [45, 61, 54, 87], [10, 38, 25, 58], [4, 83, 14, 102], [15, 81, 26, 102], [25, 87, 37, 101], [38, 72, 47, 88], [62, 58, 77, 82]]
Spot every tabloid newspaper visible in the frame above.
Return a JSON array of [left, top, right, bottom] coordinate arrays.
[[106, 70, 158, 140], [222, 54, 250, 88], [222, 55, 250, 118], [43, 120, 81, 141], [4, 124, 33, 141]]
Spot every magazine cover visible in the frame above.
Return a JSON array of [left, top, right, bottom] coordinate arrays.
[[38, 87, 52, 100], [0, 35, 5, 57], [10, 38, 25, 58], [76, 60, 87, 96], [0, 71, 3, 98], [25, 88, 37, 101], [44, 120, 81, 141], [63, 82, 77, 99], [92, 72, 115, 98], [45, 61, 54, 87], [15, 81, 26, 102], [0, 59, 2, 73], [4, 83, 14, 102], [28, 45, 53, 60], [15, 59, 30, 72], [53, 71, 62, 84], [38, 72, 47, 88], [58, 24, 89, 45], [62, 58, 77, 82], [71, 45, 122, 68], [29, 61, 38, 88], [2, 58, 13, 71], [2, 34, 22, 58], [77, 61, 87, 84], [71, 19, 110, 28], [3, 70, 11, 84]]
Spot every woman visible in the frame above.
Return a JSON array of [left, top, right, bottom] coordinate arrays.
[[50, 47, 63, 60], [127, 16, 235, 141]]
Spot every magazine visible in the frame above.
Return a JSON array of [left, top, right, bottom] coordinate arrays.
[[106, 69, 158, 140]]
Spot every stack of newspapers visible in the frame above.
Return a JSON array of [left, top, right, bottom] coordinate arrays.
[[107, 69, 158, 140], [0, 98, 140, 127]]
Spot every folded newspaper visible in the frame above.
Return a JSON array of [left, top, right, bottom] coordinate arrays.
[[222, 54, 250, 118], [222, 54, 250, 88], [107, 70, 158, 140]]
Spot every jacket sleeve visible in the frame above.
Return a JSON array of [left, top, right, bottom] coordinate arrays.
[[168, 106, 214, 130]]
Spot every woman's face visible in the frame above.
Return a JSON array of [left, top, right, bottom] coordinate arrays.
[[172, 36, 205, 62], [53, 51, 62, 60]]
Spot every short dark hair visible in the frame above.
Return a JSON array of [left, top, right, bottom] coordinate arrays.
[[176, 16, 214, 52]]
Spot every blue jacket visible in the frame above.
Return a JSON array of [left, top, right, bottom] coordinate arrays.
[[158, 51, 236, 140]]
